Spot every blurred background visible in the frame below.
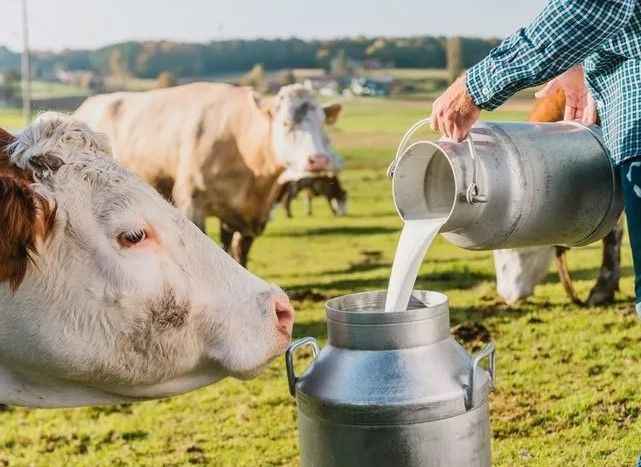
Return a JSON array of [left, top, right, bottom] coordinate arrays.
[[0, 0, 545, 126]]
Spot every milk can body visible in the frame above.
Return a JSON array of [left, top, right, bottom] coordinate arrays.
[[286, 291, 495, 467], [390, 121, 623, 250]]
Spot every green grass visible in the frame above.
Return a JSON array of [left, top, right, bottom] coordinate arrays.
[[1, 98, 641, 466], [0, 107, 25, 130], [29, 81, 91, 99]]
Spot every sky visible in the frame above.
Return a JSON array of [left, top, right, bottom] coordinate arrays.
[[1, 0, 548, 52]]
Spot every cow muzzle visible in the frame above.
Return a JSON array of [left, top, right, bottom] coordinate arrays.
[[271, 293, 295, 349], [305, 154, 332, 172]]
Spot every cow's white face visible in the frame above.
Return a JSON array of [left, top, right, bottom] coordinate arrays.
[[493, 247, 555, 304], [270, 85, 342, 178], [0, 114, 294, 407]]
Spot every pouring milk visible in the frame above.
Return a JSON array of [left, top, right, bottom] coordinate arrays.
[[384, 218, 446, 312]]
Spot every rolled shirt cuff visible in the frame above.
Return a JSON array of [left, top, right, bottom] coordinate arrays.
[[636, 302, 641, 320], [466, 59, 513, 111]]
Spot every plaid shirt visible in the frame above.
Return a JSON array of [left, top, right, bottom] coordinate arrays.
[[466, 0, 641, 165]]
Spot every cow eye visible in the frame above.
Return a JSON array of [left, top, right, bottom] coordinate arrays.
[[118, 228, 147, 247]]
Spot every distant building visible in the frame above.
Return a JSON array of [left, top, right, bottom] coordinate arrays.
[[303, 76, 341, 97], [350, 78, 391, 97], [55, 70, 105, 92]]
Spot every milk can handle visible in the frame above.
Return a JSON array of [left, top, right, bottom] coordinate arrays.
[[285, 337, 320, 397], [387, 118, 487, 205], [465, 342, 496, 410], [387, 117, 433, 178]]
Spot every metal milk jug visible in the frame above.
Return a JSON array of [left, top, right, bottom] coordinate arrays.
[[388, 120, 623, 250], [286, 291, 495, 467]]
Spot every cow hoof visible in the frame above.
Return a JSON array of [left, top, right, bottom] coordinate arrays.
[[586, 287, 616, 307]]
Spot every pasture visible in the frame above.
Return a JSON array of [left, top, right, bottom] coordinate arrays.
[[1, 97, 640, 466]]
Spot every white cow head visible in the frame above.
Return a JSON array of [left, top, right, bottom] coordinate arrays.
[[0, 113, 294, 407], [267, 84, 342, 177], [493, 247, 555, 304]]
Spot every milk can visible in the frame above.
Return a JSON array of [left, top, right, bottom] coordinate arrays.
[[388, 120, 623, 250], [286, 291, 495, 467]]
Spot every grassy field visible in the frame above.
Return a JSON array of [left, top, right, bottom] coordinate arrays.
[[0, 107, 25, 131], [1, 97, 641, 466]]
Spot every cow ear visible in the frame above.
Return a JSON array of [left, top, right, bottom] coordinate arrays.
[[0, 127, 14, 147], [323, 103, 342, 125], [0, 132, 56, 291], [0, 176, 56, 291]]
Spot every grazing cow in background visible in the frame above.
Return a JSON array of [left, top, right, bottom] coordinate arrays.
[[275, 174, 348, 218], [494, 89, 623, 306], [0, 114, 294, 408], [75, 83, 342, 266]]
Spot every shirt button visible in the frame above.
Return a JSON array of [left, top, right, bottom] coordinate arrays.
[[482, 87, 490, 97]]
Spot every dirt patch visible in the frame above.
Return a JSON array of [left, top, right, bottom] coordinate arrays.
[[186, 444, 208, 465], [451, 322, 492, 352], [288, 290, 329, 302], [361, 249, 383, 260]]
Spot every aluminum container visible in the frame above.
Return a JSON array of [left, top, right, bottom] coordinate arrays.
[[388, 120, 623, 249], [286, 291, 495, 467]]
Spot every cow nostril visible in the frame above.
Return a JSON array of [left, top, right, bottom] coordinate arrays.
[[306, 154, 331, 171], [273, 295, 295, 334]]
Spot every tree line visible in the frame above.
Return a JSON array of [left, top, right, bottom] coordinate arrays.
[[0, 36, 500, 80]]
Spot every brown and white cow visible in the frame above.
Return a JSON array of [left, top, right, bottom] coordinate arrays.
[[74, 83, 342, 266], [494, 89, 623, 306], [0, 113, 294, 408]]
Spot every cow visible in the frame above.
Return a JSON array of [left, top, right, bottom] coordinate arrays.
[[275, 174, 348, 218], [0, 113, 295, 408], [494, 89, 623, 306], [74, 83, 342, 267]]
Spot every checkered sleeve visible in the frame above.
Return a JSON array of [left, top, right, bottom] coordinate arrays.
[[466, 0, 636, 110]]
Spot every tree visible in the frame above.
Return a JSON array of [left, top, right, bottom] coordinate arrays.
[[446, 36, 464, 84], [0, 70, 20, 103], [156, 71, 177, 88], [331, 49, 350, 77], [108, 48, 130, 90]]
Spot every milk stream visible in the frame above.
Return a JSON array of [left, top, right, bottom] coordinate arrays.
[[384, 218, 446, 312]]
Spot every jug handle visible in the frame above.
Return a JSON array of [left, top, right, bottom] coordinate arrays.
[[387, 117, 433, 178], [465, 342, 496, 410], [465, 133, 488, 205], [387, 118, 487, 205], [285, 337, 320, 397]]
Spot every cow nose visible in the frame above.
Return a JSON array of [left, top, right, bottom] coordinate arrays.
[[272, 294, 295, 338], [305, 154, 331, 172]]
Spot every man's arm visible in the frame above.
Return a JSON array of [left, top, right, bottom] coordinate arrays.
[[467, 0, 635, 110]]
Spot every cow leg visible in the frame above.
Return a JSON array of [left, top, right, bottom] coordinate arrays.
[[306, 191, 313, 216], [586, 223, 624, 306], [172, 178, 207, 232], [327, 195, 338, 215], [231, 233, 255, 268], [554, 246, 584, 306], [284, 189, 294, 218], [220, 222, 235, 254]]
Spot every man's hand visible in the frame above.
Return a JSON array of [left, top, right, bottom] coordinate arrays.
[[535, 65, 597, 125], [430, 74, 481, 142]]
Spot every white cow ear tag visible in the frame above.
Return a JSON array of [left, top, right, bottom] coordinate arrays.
[[29, 153, 65, 181]]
